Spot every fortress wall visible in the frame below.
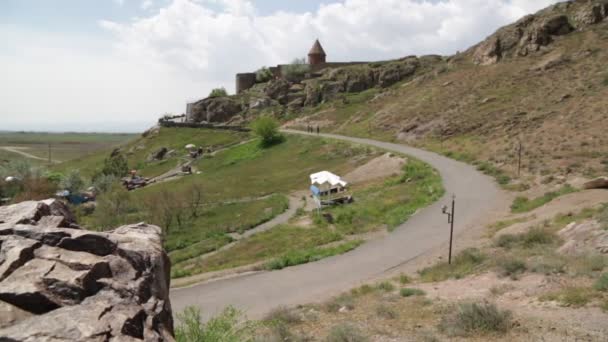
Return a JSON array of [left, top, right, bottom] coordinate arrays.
[[236, 72, 256, 94]]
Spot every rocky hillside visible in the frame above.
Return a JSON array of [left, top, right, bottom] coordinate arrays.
[[187, 0, 608, 186], [0, 199, 173, 341], [279, 0, 608, 183]]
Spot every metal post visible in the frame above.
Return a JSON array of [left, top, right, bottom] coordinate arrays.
[[448, 194, 455, 264]]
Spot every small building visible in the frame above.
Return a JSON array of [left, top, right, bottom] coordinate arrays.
[[310, 171, 351, 206]]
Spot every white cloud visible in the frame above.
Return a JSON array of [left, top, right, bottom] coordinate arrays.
[[141, 0, 154, 10], [0, 0, 561, 131], [114, 0, 125, 6]]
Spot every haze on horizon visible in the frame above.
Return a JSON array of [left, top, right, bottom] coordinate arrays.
[[0, 0, 561, 133]]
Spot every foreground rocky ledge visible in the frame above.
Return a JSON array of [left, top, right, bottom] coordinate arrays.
[[0, 199, 174, 341]]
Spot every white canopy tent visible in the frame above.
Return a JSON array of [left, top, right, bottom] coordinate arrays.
[[310, 171, 348, 194]]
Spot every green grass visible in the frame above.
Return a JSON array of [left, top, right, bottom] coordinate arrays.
[[510, 185, 576, 213], [439, 302, 512, 336], [497, 258, 527, 279], [400, 288, 426, 297], [134, 135, 377, 203], [487, 215, 534, 237], [540, 286, 596, 307], [419, 248, 486, 282], [0, 131, 134, 166], [174, 225, 343, 276], [265, 240, 363, 270], [327, 159, 444, 234], [53, 127, 247, 179], [495, 228, 557, 249], [595, 273, 608, 292], [165, 194, 289, 252]]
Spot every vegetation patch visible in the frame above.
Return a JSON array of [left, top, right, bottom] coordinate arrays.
[[265, 240, 363, 270], [497, 258, 527, 279], [175, 306, 257, 342], [400, 288, 426, 297], [595, 273, 608, 292], [495, 228, 557, 249], [540, 286, 596, 308], [487, 215, 535, 237], [510, 185, 576, 213], [326, 323, 368, 342], [439, 302, 512, 337], [419, 248, 486, 282]]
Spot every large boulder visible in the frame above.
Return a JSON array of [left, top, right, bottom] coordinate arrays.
[[574, 1, 608, 25], [583, 177, 608, 189], [376, 60, 418, 88], [0, 200, 174, 341], [264, 79, 291, 105], [188, 97, 242, 123]]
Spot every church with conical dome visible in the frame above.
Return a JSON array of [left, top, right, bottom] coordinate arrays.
[[233, 39, 369, 94]]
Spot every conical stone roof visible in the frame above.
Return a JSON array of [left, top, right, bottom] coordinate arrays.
[[308, 39, 326, 56]]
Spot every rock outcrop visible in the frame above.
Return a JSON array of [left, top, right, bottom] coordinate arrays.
[[0, 200, 174, 341], [472, 0, 607, 65], [188, 96, 243, 123]]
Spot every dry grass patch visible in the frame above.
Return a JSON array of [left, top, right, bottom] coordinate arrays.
[[439, 301, 512, 337]]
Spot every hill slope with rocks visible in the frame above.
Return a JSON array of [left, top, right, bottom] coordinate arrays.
[[0, 199, 174, 341], [189, 0, 608, 190]]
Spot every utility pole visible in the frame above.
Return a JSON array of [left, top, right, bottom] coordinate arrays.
[[48, 142, 52, 165], [442, 194, 456, 264]]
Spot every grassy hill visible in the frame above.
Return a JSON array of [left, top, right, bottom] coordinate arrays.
[[57, 127, 442, 279]]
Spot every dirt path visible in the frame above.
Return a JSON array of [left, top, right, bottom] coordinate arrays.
[[0, 146, 54, 162], [169, 130, 509, 321]]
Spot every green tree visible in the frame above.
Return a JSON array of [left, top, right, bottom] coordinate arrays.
[[101, 153, 129, 178], [209, 87, 228, 98], [91, 183, 134, 229], [252, 117, 284, 148]]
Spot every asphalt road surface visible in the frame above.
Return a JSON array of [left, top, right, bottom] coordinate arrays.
[[170, 130, 505, 320]]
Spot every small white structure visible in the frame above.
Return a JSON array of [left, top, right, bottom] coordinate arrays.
[[310, 171, 348, 197]]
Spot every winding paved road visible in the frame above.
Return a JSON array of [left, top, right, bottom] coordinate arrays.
[[170, 131, 506, 320]]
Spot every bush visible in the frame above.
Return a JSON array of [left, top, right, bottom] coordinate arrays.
[[495, 228, 556, 249], [439, 302, 512, 336], [376, 281, 395, 292], [100, 153, 129, 178], [325, 294, 355, 313], [59, 169, 85, 194], [595, 273, 608, 292], [398, 273, 411, 284], [282, 58, 310, 81], [419, 248, 486, 282], [251, 117, 284, 148], [209, 87, 228, 98], [541, 287, 595, 307], [326, 323, 368, 342], [264, 307, 301, 325], [175, 306, 257, 342], [375, 304, 398, 319], [400, 288, 426, 297], [92, 173, 116, 194], [255, 67, 273, 83], [498, 258, 527, 279], [511, 185, 575, 213]]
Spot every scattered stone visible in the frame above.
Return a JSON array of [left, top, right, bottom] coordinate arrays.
[[558, 220, 608, 255], [583, 177, 608, 189]]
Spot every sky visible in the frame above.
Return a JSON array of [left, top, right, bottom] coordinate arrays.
[[0, 0, 562, 133]]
